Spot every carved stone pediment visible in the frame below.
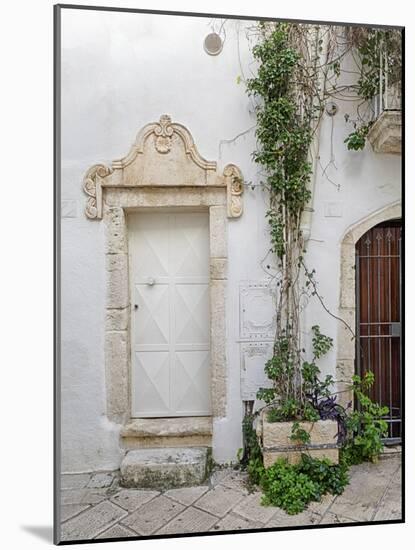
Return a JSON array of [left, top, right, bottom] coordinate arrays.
[[83, 115, 244, 219]]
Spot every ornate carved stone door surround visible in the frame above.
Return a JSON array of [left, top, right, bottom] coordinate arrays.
[[336, 201, 401, 406], [83, 115, 244, 434]]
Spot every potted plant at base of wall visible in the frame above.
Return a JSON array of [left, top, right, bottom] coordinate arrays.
[[244, 323, 390, 510], [255, 325, 345, 467]]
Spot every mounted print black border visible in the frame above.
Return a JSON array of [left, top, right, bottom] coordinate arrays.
[[54, 3, 62, 546], [53, 3, 405, 545]]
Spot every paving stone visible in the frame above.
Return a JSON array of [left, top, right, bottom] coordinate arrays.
[[211, 512, 263, 532], [392, 466, 402, 486], [121, 495, 185, 535], [164, 485, 209, 506], [60, 504, 90, 523], [232, 492, 277, 524], [307, 493, 336, 515], [351, 458, 399, 479], [60, 488, 108, 506], [265, 509, 321, 528], [61, 474, 91, 490], [195, 485, 245, 518], [219, 471, 250, 494], [96, 524, 137, 539], [110, 489, 160, 512], [210, 468, 233, 486], [319, 512, 357, 525], [372, 480, 402, 521], [329, 470, 389, 522], [60, 501, 128, 542], [156, 506, 218, 534], [87, 472, 114, 489]]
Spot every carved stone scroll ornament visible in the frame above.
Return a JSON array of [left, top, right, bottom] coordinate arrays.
[[223, 163, 244, 218], [83, 163, 112, 219], [154, 114, 174, 154]]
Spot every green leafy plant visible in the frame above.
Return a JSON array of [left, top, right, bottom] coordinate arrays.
[[260, 325, 335, 424], [298, 454, 349, 496], [341, 371, 389, 465], [260, 459, 319, 514], [260, 455, 348, 514], [344, 123, 372, 151], [290, 421, 311, 444]]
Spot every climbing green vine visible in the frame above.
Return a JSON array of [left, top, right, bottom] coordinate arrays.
[[246, 22, 327, 414]]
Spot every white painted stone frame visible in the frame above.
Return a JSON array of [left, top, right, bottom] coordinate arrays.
[[83, 115, 243, 427], [336, 201, 401, 405]]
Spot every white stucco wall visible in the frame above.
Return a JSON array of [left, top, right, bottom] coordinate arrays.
[[60, 9, 401, 472]]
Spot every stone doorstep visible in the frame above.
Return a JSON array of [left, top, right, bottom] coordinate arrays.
[[120, 447, 209, 490]]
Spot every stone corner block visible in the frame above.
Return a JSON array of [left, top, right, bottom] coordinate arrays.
[[106, 308, 129, 331], [209, 206, 227, 259], [104, 207, 127, 253], [210, 258, 228, 280], [105, 331, 129, 420], [106, 254, 129, 309]]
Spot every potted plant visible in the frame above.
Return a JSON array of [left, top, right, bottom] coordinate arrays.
[[256, 325, 344, 467]]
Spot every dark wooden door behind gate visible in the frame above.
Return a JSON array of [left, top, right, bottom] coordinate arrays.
[[356, 220, 402, 441]]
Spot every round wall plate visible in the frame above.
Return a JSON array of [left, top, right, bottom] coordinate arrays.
[[204, 33, 223, 56]]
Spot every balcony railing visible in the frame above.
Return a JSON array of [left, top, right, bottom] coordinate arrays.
[[367, 56, 402, 155]]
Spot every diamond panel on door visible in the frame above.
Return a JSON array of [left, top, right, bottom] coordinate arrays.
[[129, 214, 169, 279], [171, 214, 210, 277], [133, 351, 170, 415], [129, 211, 211, 417], [172, 351, 211, 414], [175, 284, 210, 345], [134, 284, 169, 346]]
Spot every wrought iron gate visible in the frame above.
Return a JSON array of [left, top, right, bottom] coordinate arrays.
[[355, 220, 402, 442]]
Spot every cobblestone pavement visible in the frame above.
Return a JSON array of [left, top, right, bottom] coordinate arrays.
[[60, 455, 402, 542]]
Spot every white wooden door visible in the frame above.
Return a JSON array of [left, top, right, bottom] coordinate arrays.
[[129, 211, 211, 417]]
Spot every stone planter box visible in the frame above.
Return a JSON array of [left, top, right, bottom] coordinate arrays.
[[257, 412, 339, 468]]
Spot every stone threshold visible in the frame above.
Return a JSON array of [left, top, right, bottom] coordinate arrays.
[[120, 417, 213, 449], [380, 445, 401, 459], [121, 417, 212, 438]]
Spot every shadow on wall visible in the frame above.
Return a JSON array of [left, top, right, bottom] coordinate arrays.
[[21, 526, 53, 543]]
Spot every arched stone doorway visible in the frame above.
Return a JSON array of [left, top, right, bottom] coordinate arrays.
[[336, 201, 402, 425], [355, 219, 402, 441]]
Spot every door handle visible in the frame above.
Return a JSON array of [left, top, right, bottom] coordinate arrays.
[[147, 277, 155, 286]]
